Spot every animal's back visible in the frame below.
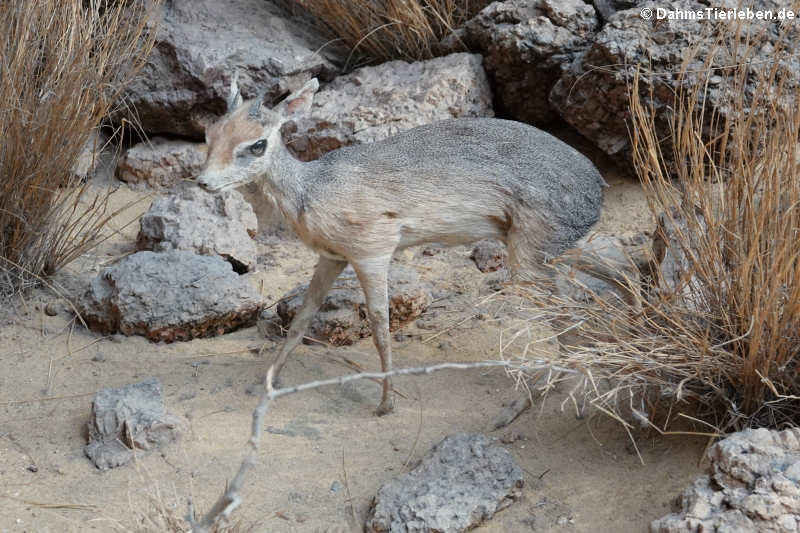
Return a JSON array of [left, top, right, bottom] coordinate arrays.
[[304, 118, 605, 259]]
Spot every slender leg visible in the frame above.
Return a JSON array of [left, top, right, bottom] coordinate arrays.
[[351, 255, 394, 416], [271, 256, 347, 383]]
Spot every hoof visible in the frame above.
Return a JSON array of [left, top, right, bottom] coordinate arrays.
[[375, 399, 394, 417]]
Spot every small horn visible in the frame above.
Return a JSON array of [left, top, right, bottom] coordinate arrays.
[[248, 92, 265, 118], [227, 71, 242, 111]]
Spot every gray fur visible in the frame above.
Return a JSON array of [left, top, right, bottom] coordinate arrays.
[[196, 79, 607, 415], [306, 118, 605, 260]]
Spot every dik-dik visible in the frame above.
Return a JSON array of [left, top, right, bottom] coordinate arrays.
[[196, 76, 606, 415]]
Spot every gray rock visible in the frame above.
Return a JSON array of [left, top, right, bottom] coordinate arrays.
[[470, 239, 508, 273], [137, 185, 258, 273], [85, 378, 182, 470], [651, 428, 800, 533], [591, 0, 642, 20], [550, 0, 800, 164], [116, 137, 206, 188], [79, 251, 264, 342], [283, 53, 493, 161], [256, 308, 284, 339], [276, 264, 432, 345], [365, 433, 524, 533], [44, 302, 59, 317], [115, 0, 337, 137], [453, 0, 598, 125]]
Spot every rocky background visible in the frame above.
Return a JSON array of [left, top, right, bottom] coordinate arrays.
[[96, 0, 799, 183], [56, 1, 800, 531], [87, 0, 800, 347]]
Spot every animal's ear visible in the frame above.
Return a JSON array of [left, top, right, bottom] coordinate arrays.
[[276, 78, 319, 120], [227, 71, 243, 112]]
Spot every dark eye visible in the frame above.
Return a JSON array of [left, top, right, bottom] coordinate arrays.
[[250, 139, 267, 156]]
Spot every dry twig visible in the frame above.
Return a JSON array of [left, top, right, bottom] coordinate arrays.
[[187, 358, 570, 532]]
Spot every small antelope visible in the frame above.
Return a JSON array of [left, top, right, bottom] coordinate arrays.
[[196, 76, 606, 415]]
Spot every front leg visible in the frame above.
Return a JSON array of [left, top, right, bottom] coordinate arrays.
[[351, 255, 394, 416], [270, 256, 347, 383]]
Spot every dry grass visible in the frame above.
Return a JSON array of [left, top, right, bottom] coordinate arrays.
[[118, 492, 257, 533], [292, 0, 489, 64], [0, 0, 157, 298], [507, 24, 800, 435]]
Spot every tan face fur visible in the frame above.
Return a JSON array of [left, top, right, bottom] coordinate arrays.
[[196, 105, 278, 192], [195, 77, 319, 192]]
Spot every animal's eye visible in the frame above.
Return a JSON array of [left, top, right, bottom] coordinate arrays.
[[250, 139, 267, 156]]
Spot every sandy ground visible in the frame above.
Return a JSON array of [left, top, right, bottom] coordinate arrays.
[[0, 136, 706, 533]]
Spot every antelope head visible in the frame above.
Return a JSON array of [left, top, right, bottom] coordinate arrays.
[[195, 73, 319, 192]]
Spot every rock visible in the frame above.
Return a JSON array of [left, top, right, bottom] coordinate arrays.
[[256, 308, 284, 339], [453, 0, 598, 125], [421, 246, 442, 257], [137, 185, 258, 273], [651, 428, 800, 533], [470, 239, 507, 273], [550, 0, 800, 165], [116, 137, 206, 188], [85, 378, 182, 470], [365, 433, 524, 533], [276, 264, 432, 345], [79, 251, 264, 342], [591, 0, 642, 20], [490, 396, 532, 432], [283, 53, 493, 161], [116, 0, 337, 137]]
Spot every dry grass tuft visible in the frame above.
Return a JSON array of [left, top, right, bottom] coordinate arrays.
[[292, 0, 488, 63], [120, 493, 257, 533], [0, 0, 157, 298], [507, 24, 800, 435]]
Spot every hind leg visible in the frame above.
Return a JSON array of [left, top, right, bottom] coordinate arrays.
[[504, 226, 556, 290], [270, 256, 347, 383], [350, 255, 394, 416]]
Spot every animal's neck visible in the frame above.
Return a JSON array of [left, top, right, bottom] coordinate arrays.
[[263, 136, 308, 221]]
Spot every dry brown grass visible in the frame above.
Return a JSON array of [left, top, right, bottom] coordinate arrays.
[[0, 0, 157, 297], [507, 24, 800, 436], [293, 0, 488, 63]]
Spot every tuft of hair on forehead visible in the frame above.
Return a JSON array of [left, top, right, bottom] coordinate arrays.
[[248, 92, 266, 118]]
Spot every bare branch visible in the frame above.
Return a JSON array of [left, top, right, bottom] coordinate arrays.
[[187, 359, 571, 532]]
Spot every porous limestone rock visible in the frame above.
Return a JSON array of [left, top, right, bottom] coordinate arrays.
[[115, 0, 337, 137], [116, 137, 206, 188], [283, 53, 493, 161], [451, 0, 599, 125], [79, 251, 264, 342], [137, 185, 258, 273], [651, 428, 800, 533], [365, 433, 524, 533], [85, 379, 182, 470]]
